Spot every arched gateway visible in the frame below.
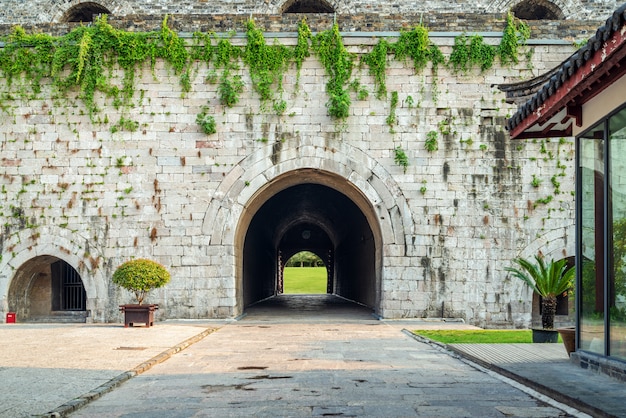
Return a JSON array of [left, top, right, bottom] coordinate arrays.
[[203, 139, 414, 318], [241, 172, 380, 311]]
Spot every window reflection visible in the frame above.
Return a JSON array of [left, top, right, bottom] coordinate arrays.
[[579, 123, 605, 354], [609, 107, 626, 360]]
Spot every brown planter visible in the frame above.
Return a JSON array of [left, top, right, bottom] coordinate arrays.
[[557, 326, 576, 357], [119, 304, 158, 328]]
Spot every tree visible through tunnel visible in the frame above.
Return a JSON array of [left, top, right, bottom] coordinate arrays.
[[283, 251, 327, 294]]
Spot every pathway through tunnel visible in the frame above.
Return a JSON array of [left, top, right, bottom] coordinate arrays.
[[244, 294, 375, 322]]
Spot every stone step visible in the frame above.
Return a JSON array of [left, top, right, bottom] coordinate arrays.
[[25, 311, 88, 323]]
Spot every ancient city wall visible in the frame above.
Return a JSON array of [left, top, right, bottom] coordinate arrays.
[[0, 14, 588, 325], [0, 0, 618, 23]]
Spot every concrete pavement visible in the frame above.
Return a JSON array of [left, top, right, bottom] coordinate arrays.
[[0, 295, 623, 417], [0, 320, 227, 417]]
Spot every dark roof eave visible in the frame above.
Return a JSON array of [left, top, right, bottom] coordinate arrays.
[[507, 4, 626, 139]]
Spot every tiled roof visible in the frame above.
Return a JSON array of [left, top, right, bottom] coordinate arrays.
[[506, 3, 626, 137]]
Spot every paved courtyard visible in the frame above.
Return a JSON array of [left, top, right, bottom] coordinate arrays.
[[66, 296, 584, 417]]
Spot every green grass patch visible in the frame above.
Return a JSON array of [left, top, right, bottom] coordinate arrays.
[[283, 267, 327, 294], [414, 329, 536, 344]]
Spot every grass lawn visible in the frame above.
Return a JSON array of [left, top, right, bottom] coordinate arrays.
[[283, 267, 327, 294], [413, 329, 548, 344]]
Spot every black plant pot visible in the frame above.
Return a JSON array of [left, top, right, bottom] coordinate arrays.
[[532, 328, 558, 343]]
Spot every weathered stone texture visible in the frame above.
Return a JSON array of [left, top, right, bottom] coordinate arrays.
[[0, 16, 584, 326], [0, 0, 617, 23]]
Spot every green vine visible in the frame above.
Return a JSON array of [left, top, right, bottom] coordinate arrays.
[[362, 25, 444, 103], [0, 15, 532, 133], [425, 130, 439, 152], [244, 19, 292, 110], [0, 15, 190, 119], [498, 12, 530, 65], [386, 91, 399, 132], [312, 23, 354, 120], [393, 26, 431, 72], [294, 18, 312, 86], [218, 72, 244, 107], [449, 33, 496, 73], [196, 106, 216, 135], [363, 39, 390, 100], [394, 146, 409, 173]]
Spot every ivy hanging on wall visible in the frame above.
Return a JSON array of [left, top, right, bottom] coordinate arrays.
[[311, 23, 354, 120], [448, 34, 496, 73], [0, 15, 189, 119], [448, 12, 529, 73], [0, 13, 531, 132]]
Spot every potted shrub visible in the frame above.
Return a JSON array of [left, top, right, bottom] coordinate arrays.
[[112, 258, 170, 328], [506, 255, 574, 343]]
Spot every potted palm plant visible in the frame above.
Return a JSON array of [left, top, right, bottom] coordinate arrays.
[[112, 258, 171, 328], [506, 255, 574, 343]]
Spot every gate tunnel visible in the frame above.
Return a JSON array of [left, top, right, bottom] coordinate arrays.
[[240, 171, 381, 313]]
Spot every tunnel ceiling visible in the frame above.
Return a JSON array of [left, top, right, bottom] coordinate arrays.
[[251, 183, 367, 249]]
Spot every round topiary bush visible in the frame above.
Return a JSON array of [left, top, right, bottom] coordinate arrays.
[[112, 258, 171, 305]]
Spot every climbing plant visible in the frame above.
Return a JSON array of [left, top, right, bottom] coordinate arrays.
[[362, 39, 391, 100], [386, 91, 399, 132], [244, 19, 292, 109], [294, 18, 313, 86], [0, 15, 190, 119], [0, 14, 532, 130], [311, 23, 354, 119], [362, 25, 445, 104], [394, 146, 409, 173], [449, 33, 496, 73], [498, 12, 530, 65]]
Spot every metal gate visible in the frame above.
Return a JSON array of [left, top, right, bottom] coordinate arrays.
[[52, 260, 86, 311]]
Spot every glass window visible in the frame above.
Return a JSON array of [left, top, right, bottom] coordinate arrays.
[[579, 121, 605, 354], [609, 107, 626, 360]]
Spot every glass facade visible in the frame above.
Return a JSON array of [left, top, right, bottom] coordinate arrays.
[[577, 104, 626, 360]]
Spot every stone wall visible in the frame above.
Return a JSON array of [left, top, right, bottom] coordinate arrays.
[[0, 17, 584, 325], [0, 0, 618, 24]]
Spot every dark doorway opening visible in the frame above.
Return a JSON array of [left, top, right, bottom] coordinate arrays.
[[512, 0, 564, 20], [63, 2, 111, 23], [242, 181, 378, 313], [8, 256, 88, 322], [282, 0, 335, 13]]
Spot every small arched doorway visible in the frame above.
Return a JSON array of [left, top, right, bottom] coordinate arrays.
[[237, 170, 382, 314], [8, 256, 88, 322]]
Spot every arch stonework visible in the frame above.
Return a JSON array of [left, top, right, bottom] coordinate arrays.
[[504, 220, 575, 326], [485, 0, 586, 19], [202, 138, 414, 317], [44, 0, 134, 23], [0, 225, 108, 321], [262, 0, 345, 15]]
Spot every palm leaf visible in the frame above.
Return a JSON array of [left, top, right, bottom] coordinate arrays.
[[505, 255, 574, 298]]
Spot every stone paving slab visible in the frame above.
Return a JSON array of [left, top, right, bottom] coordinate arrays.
[[69, 318, 585, 417], [445, 343, 626, 418], [0, 321, 226, 418], [0, 296, 619, 418]]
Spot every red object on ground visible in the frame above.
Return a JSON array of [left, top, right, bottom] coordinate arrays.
[[6, 312, 16, 323]]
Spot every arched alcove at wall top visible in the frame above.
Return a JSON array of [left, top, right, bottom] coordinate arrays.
[[62, 2, 111, 22]]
